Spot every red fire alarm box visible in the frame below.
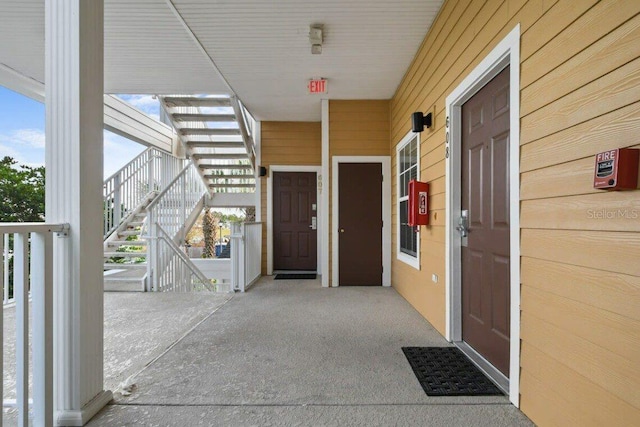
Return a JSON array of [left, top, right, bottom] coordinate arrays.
[[594, 148, 639, 190], [408, 179, 429, 228]]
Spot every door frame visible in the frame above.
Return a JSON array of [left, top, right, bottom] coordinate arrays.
[[445, 25, 521, 406], [267, 165, 322, 276], [331, 156, 391, 287]]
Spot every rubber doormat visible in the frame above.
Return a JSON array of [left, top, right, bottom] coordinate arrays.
[[274, 274, 316, 280], [402, 347, 503, 396]]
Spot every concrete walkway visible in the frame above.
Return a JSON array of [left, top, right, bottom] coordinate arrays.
[[89, 277, 532, 426]]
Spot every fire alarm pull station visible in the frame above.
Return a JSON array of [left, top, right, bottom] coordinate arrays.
[[594, 148, 639, 190], [408, 179, 429, 228]]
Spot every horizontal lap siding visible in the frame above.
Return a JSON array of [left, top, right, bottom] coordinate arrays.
[[260, 122, 321, 274], [391, 0, 640, 425], [328, 100, 390, 285]]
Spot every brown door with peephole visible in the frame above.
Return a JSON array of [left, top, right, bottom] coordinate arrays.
[[338, 163, 382, 286], [273, 172, 317, 271], [461, 66, 510, 376]]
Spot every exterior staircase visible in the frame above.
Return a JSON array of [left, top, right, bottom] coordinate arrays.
[[101, 95, 260, 293], [159, 95, 257, 194], [103, 204, 150, 292]]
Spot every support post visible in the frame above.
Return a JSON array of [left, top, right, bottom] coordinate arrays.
[[45, 1, 112, 425]]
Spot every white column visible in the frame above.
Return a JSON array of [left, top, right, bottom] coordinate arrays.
[[45, 1, 112, 425], [321, 99, 330, 287]]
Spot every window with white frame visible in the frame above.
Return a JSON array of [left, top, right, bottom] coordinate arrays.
[[396, 132, 420, 269]]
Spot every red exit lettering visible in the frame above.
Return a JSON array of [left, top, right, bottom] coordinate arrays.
[[308, 79, 327, 94]]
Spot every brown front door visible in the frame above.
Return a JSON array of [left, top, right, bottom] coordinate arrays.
[[338, 163, 382, 286], [273, 172, 317, 271], [461, 66, 510, 376]]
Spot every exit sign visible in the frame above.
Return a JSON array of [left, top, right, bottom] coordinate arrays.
[[308, 79, 327, 94]]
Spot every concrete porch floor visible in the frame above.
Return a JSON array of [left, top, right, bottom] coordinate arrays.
[[88, 277, 532, 426]]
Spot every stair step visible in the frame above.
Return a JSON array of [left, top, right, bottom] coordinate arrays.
[[107, 240, 147, 247], [199, 164, 252, 170], [104, 263, 147, 270], [180, 128, 241, 137], [127, 221, 145, 227], [163, 97, 231, 108], [173, 113, 236, 122], [205, 174, 255, 180], [104, 252, 146, 258], [192, 153, 249, 160], [186, 141, 244, 148], [118, 230, 142, 237], [209, 183, 256, 189]]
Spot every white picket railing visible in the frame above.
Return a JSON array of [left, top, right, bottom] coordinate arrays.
[[150, 224, 214, 292], [103, 147, 184, 238], [230, 222, 262, 292], [146, 162, 208, 291], [1, 222, 68, 427]]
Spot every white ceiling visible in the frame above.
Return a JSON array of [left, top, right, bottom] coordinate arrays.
[[0, 0, 443, 121]]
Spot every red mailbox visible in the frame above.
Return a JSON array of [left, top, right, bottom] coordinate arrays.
[[408, 179, 429, 228], [594, 148, 639, 190]]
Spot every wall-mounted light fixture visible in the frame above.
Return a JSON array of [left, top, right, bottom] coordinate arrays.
[[258, 166, 268, 177], [411, 111, 433, 133], [309, 24, 323, 54]]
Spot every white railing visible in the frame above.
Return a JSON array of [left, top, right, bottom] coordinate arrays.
[[150, 224, 213, 292], [103, 147, 184, 238], [230, 222, 262, 292], [146, 162, 208, 291], [145, 162, 207, 243], [1, 222, 68, 427]]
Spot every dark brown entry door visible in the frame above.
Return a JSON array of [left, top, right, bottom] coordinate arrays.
[[461, 66, 510, 376], [273, 172, 317, 271], [338, 163, 382, 286]]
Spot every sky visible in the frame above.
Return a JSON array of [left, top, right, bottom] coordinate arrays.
[[0, 86, 160, 176]]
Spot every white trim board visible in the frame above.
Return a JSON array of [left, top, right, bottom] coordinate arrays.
[[331, 156, 391, 287], [444, 24, 521, 407], [266, 165, 323, 277], [321, 100, 330, 287], [395, 131, 421, 270]]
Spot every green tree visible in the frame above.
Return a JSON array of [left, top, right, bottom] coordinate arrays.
[[0, 156, 45, 222]]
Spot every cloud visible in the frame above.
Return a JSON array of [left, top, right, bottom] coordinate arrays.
[[0, 130, 45, 167], [117, 94, 161, 121], [0, 128, 46, 148], [103, 131, 146, 177]]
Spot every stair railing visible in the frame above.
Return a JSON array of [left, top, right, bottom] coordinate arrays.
[[103, 147, 185, 239], [145, 162, 208, 291], [148, 224, 213, 292]]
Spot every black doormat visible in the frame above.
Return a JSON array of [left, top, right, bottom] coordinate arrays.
[[402, 347, 503, 396], [274, 273, 316, 280]]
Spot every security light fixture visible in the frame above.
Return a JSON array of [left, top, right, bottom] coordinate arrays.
[[309, 24, 323, 54], [411, 111, 433, 133]]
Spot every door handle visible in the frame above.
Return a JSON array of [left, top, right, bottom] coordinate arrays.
[[339, 228, 345, 233], [309, 216, 317, 230], [456, 210, 469, 237]]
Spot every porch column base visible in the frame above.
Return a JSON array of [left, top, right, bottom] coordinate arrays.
[[55, 390, 112, 426]]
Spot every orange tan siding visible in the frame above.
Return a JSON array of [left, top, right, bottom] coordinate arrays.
[[259, 121, 321, 274], [390, 0, 640, 425], [328, 100, 390, 284]]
